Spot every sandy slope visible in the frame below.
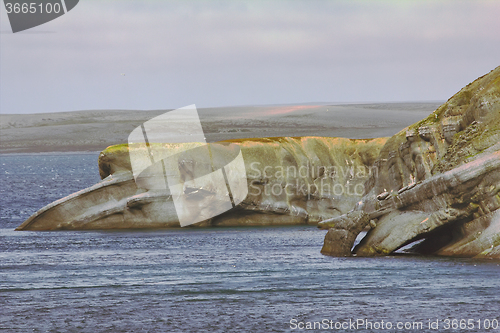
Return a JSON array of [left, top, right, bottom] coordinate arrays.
[[0, 103, 441, 153]]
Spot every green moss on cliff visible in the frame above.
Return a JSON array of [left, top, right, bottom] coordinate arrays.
[[433, 66, 500, 173], [101, 143, 129, 155]]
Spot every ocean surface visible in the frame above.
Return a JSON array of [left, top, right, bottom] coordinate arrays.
[[1, 153, 499, 332]]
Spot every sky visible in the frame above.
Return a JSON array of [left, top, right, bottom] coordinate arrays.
[[1, 0, 499, 114]]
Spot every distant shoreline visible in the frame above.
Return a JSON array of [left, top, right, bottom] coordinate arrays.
[[0, 102, 442, 154], [0, 150, 102, 156]]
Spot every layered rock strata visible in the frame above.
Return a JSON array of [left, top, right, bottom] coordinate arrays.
[[17, 137, 386, 230], [16, 66, 500, 259], [319, 66, 500, 259]]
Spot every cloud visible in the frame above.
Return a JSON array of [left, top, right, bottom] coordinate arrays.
[[1, 0, 499, 113]]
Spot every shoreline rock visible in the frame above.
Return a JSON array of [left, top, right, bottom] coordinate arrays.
[[16, 137, 387, 230], [319, 66, 500, 259], [14, 66, 500, 259]]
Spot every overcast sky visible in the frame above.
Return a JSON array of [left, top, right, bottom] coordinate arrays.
[[1, 0, 499, 114]]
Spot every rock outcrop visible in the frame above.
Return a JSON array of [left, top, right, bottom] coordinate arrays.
[[319, 66, 500, 259], [17, 137, 386, 230], [16, 66, 500, 259]]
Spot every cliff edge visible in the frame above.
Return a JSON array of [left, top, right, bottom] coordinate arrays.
[[16, 137, 386, 230], [319, 66, 500, 259]]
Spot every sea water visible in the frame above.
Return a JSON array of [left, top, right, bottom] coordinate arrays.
[[1, 153, 499, 332]]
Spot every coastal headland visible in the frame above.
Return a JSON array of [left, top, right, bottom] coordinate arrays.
[[10, 67, 500, 259]]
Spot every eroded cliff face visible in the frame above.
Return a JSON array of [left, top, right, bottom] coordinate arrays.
[[320, 66, 500, 259], [16, 67, 500, 259], [17, 137, 386, 230]]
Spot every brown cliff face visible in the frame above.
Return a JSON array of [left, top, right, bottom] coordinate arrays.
[[320, 66, 500, 259]]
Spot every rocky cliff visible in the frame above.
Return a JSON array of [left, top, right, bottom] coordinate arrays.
[[16, 137, 386, 230], [16, 67, 500, 259], [319, 66, 500, 259]]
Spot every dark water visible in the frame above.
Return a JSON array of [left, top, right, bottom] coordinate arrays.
[[1, 153, 499, 332]]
